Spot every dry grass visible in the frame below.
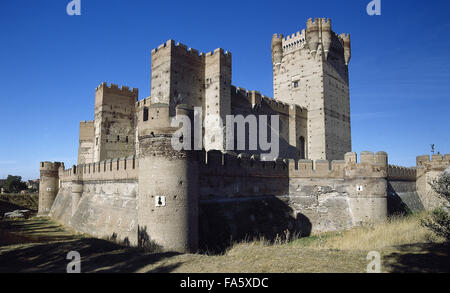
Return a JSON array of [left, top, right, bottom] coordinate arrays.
[[318, 212, 443, 251], [1, 212, 449, 273]]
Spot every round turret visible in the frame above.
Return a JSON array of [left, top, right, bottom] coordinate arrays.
[[321, 18, 332, 59], [339, 33, 351, 65], [375, 151, 388, 167], [271, 33, 283, 65], [137, 104, 199, 253], [306, 18, 320, 55], [38, 162, 63, 215]]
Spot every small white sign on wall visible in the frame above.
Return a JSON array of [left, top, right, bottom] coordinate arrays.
[[47, 187, 52, 192], [357, 185, 364, 192], [155, 196, 166, 207]]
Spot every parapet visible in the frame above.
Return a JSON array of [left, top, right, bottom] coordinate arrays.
[[387, 165, 417, 181], [272, 33, 284, 42], [59, 156, 139, 182], [136, 96, 152, 108], [306, 18, 320, 30], [204, 48, 232, 67], [338, 33, 351, 65], [40, 162, 63, 172], [280, 30, 306, 53], [198, 150, 388, 179], [151, 39, 175, 55], [199, 150, 289, 177], [151, 39, 231, 63], [205, 47, 232, 58], [231, 85, 301, 115], [96, 82, 138, 97], [416, 154, 450, 171], [289, 151, 388, 179], [261, 96, 293, 114]]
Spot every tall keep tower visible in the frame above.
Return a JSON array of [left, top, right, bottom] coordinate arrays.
[[272, 18, 352, 161]]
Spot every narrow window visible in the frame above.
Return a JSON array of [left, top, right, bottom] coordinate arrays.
[[126, 136, 129, 144], [143, 107, 149, 121], [117, 135, 120, 142], [293, 81, 299, 88], [96, 137, 98, 146], [299, 136, 306, 160]]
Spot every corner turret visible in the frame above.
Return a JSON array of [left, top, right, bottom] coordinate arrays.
[[271, 33, 283, 65], [137, 103, 199, 253], [339, 33, 351, 65], [321, 18, 332, 59], [38, 162, 63, 215], [306, 18, 320, 55]]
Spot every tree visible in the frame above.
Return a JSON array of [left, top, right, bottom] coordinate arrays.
[[3, 175, 27, 194], [421, 169, 450, 241]]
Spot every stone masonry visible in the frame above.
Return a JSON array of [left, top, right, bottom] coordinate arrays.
[[39, 18, 449, 253]]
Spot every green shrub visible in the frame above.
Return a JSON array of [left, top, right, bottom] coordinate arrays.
[[421, 170, 450, 241], [421, 208, 450, 241]]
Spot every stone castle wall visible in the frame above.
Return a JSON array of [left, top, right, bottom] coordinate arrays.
[[46, 150, 394, 252], [43, 151, 450, 253], [416, 154, 450, 210], [386, 165, 423, 214], [39, 17, 450, 253], [49, 157, 139, 245]]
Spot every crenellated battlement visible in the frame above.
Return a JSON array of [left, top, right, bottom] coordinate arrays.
[[151, 39, 231, 61], [416, 154, 450, 171], [40, 161, 63, 171], [205, 47, 232, 58], [307, 17, 331, 26], [59, 156, 139, 182], [289, 151, 388, 178], [338, 33, 351, 64], [136, 96, 152, 108], [231, 85, 306, 115], [261, 96, 293, 113], [199, 151, 288, 178], [387, 165, 417, 181], [281, 30, 306, 52], [151, 39, 175, 55], [197, 150, 388, 179], [95, 82, 138, 96], [338, 33, 351, 41]]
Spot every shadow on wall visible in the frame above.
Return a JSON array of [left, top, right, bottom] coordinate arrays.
[[387, 181, 425, 216], [387, 182, 412, 216], [199, 195, 312, 254]]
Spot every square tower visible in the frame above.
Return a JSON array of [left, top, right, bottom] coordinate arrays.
[[150, 40, 232, 151], [77, 120, 94, 164], [93, 83, 138, 162], [272, 18, 352, 161]]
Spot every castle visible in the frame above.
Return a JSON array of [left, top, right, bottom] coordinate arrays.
[[39, 18, 450, 253]]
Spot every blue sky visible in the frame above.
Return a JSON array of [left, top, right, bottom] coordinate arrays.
[[0, 0, 449, 180]]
